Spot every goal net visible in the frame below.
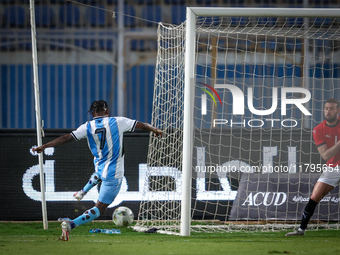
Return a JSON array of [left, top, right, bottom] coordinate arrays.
[[134, 8, 340, 235]]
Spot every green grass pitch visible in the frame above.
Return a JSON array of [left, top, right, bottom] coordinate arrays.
[[0, 222, 340, 255]]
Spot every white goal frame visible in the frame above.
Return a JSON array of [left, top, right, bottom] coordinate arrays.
[[181, 7, 340, 236]]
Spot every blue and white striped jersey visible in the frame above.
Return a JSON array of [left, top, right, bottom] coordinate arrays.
[[71, 117, 137, 179]]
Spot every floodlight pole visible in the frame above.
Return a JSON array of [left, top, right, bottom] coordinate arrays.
[[117, 0, 125, 116], [29, 0, 48, 230]]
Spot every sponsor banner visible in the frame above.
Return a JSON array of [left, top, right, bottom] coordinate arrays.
[[2, 129, 337, 222], [229, 173, 340, 220]]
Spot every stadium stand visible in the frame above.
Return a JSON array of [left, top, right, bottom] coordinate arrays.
[[171, 5, 186, 24], [1, 0, 339, 128], [141, 5, 162, 26], [114, 5, 136, 27], [35, 5, 56, 28], [59, 5, 81, 27], [85, 5, 107, 27], [4, 6, 26, 28]]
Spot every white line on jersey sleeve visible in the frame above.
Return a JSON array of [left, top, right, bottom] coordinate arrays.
[[71, 122, 88, 141], [115, 117, 137, 133]]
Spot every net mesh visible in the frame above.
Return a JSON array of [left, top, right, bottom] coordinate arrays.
[[135, 13, 340, 234], [135, 23, 185, 234]]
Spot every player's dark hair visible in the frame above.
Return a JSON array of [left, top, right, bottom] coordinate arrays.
[[88, 100, 108, 113], [326, 98, 339, 108]]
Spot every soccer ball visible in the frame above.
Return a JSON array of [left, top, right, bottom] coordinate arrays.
[[112, 206, 134, 227]]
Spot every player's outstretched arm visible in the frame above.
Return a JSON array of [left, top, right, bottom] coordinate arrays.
[[32, 134, 75, 153], [135, 122, 162, 137]]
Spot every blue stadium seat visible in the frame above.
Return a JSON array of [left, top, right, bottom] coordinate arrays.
[[59, 5, 81, 27], [35, 5, 55, 28], [74, 39, 113, 51], [223, 0, 245, 5], [114, 5, 136, 27], [230, 17, 249, 26], [236, 39, 251, 50], [196, 0, 213, 5], [203, 16, 220, 26], [99, 39, 114, 51], [164, 0, 185, 4], [4, 6, 26, 27], [50, 39, 64, 51], [2, 0, 16, 3], [80, 39, 96, 50], [171, 5, 186, 25], [312, 0, 330, 5], [288, 0, 303, 4], [0, 37, 31, 51], [314, 17, 332, 27], [131, 39, 146, 51], [106, 0, 118, 4], [1, 38, 15, 51], [217, 39, 226, 49], [286, 38, 302, 51], [255, 0, 277, 4], [286, 17, 304, 27], [50, 0, 67, 3], [137, 0, 156, 4], [159, 39, 169, 50], [23, 40, 32, 51], [314, 39, 329, 51], [141, 5, 162, 27], [85, 5, 107, 27], [261, 40, 277, 51], [76, 0, 96, 3], [257, 17, 278, 26]]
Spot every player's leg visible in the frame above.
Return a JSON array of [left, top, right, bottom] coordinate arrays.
[[72, 178, 122, 225], [286, 180, 334, 236], [59, 205, 101, 241], [74, 172, 102, 201], [59, 178, 122, 241], [299, 182, 333, 229], [310, 181, 334, 203]]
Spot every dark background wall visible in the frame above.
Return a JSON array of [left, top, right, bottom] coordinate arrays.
[[0, 129, 150, 221]]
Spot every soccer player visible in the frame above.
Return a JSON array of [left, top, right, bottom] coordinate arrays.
[[286, 98, 340, 236], [33, 100, 162, 241]]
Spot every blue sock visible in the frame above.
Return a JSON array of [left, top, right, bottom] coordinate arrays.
[[82, 173, 101, 193], [72, 207, 101, 227]]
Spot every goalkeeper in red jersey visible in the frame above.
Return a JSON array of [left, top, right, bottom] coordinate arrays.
[[286, 98, 340, 236]]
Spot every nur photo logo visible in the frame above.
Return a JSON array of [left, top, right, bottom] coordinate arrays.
[[198, 82, 222, 115], [199, 83, 312, 128]]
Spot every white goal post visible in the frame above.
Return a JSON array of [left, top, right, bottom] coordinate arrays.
[[135, 7, 340, 236], [29, 0, 48, 230]]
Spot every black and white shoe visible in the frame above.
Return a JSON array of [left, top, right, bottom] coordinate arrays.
[[285, 228, 305, 236]]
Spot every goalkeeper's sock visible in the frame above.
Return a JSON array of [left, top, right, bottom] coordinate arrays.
[[300, 198, 318, 230], [72, 207, 101, 227], [82, 173, 102, 193]]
